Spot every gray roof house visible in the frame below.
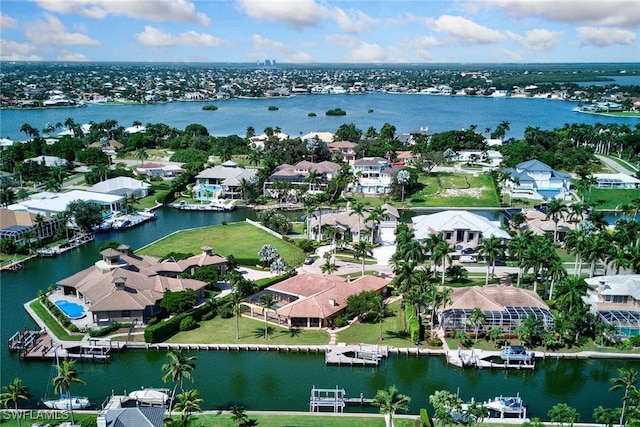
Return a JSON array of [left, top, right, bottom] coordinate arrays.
[[89, 177, 152, 198], [97, 406, 164, 427], [195, 161, 257, 200], [503, 159, 571, 200], [585, 274, 640, 337]]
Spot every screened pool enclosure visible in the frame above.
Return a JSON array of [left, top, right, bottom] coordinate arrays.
[[439, 306, 555, 334], [597, 310, 640, 337]]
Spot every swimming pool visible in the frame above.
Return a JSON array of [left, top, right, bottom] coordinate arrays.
[[536, 188, 561, 199], [55, 300, 86, 320]]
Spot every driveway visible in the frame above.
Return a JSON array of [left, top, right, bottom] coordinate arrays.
[[596, 154, 637, 175]]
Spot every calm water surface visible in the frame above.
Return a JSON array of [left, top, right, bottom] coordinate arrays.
[[1, 207, 639, 419], [2, 92, 638, 141]]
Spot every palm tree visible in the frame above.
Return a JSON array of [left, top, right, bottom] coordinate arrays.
[[366, 205, 386, 244], [135, 147, 149, 164], [1, 378, 31, 427], [546, 199, 568, 244], [230, 288, 244, 340], [372, 385, 411, 427], [51, 360, 85, 425], [555, 275, 591, 313], [304, 169, 321, 192], [565, 228, 589, 277], [432, 240, 453, 286], [174, 388, 203, 419], [477, 236, 505, 285], [372, 294, 387, 341], [259, 293, 275, 340], [469, 308, 486, 342], [161, 349, 197, 413], [353, 239, 373, 276], [509, 230, 532, 287], [610, 368, 638, 427], [349, 202, 367, 241], [320, 258, 338, 275]]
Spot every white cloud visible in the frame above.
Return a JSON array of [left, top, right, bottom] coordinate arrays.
[[235, 0, 327, 30], [325, 34, 387, 62], [506, 29, 562, 51], [501, 48, 525, 61], [577, 26, 636, 47], [427, 15, 506, 44], [1, 13, 18, 29], [250, 34, 294, 54], [136, 26, 230, 47], [26, 13, 100, 45], [481, 0, 640, 28], [285, 51, 315, 63], [332, 8, 376, 33], [0, 39, 43, 61], [56, 49, 89, 61], [249, 34, 313, 62], [34, 0, 210, 26]]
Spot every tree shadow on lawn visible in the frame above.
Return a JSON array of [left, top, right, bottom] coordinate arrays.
[[251, 326, 274, 339], [385, 330, 410, 340]]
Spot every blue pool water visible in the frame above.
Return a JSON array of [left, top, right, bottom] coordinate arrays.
[[537, 188, 561, 199], [55, 300, 86, 319]]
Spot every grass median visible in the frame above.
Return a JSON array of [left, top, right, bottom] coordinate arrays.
[[28, 299, 84, 342]]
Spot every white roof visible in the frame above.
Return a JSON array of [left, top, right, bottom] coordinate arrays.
[[412, 210, 511, 241], [8, 190, 122, 215], [593, 173, 640, 185], [585, 275, 640, 300], [125, 125, 146, 134], [24, 155, 67, 167], [301, 132, 335, 143], [89, 177, 151, 194]]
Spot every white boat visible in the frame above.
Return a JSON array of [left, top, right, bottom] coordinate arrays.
[[209, 199, 236, 211], [500, 345, 534, 362], [43, 394, 91, 410], [483, 394, 527, 418], [128, 388, 170, 406]]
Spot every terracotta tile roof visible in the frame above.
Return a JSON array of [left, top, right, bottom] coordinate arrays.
[[446, 285, 549, 312]]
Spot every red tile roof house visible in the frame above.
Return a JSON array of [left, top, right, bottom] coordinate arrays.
[[242, 274, 389, 328], [57, 245, 226, 325]]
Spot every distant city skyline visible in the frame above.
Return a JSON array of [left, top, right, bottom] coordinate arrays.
[[1, 0, 638, 63]]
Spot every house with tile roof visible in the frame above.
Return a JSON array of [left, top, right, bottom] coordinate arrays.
[[584, 275, 640, 337], [0, 209, 61, 244], [412, 210, 511, 249], [195, 161, 257, 200], [328, 140, 357, 165], [439, 285, 554, 334], [242, 273, 389, 328], [502, 159, 571, 200], [57, 245, 226, 325], [88, 176, 152, 198]]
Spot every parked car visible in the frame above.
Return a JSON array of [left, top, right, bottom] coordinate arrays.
[[493, 258, 507, 266], [304, 256, 314, 265], [459, 255, 477, 263], [461, 247, 475, 255]]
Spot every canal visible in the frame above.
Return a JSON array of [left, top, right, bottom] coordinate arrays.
[[1, 207, 638, 418]]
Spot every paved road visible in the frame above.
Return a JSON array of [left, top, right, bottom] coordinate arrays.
[[596, 154, 637, 175]]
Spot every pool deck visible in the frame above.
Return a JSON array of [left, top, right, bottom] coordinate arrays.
[[48, 291, 93, 329]]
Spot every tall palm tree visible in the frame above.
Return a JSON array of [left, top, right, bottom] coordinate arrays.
[[610, 368, 638, 427], [366, 205, 386, 244], [477, 236, 505, 285], [546, 199, 569, 244], [469, 308, 486, 342], [1, 378, 31, 427], [51, 360, 85, 425], [373, 294, 387, 341], [229, 288, 244, 340], [353, 239, 373, 276], [372, 385, 411, 427], [349, 202, 367, 241], [432, 240, 453, 286], [161, 349, 197, 413], [508, 230, 532, 287], [565, 228, 590, 277], [259, 293, 275, 340]]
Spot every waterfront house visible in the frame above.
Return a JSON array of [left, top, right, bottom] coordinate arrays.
[[88, 176, 152, 198], [57, 246, 226, 324], [97, 406, 164, 427], [592, 173, 640, 189], [351, 157, 399, 195], [439, 285, 554, 334], [308, 208, 374, 243], [584, 275, 640, 337], [269, 161, 340, 184], [520, 208, 575, 242], [195, 161, 257, 200], [0, 209, 61, 245], [242, 274, 389, 328], [8, 190, 123, 217], [502, 159, 571, 200], [328, 141, 357, 165], [134, 163, 184, 179], [412, 210, 511, 249]]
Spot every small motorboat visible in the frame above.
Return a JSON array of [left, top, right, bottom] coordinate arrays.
[[128, 388, 170, 406], [483, 393, 527, 418], [42, 394, 91, 410], [500, 345, 534, 362]]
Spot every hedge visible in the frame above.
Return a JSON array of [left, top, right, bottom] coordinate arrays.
[[144, 304, 210, 343], [406, 304, 420, 344], [88, 322, 130, 338]]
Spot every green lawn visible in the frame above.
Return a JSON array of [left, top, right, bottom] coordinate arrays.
[[173, 414, 419, 427], [586, 187, 640, 210], [336, 301, 417, 347], [137, 222, 306, 266], [28, 299, 84, 342], [604, 155, 639, 173], [167, 314, 330, 345], [408, 172, 500, 208]]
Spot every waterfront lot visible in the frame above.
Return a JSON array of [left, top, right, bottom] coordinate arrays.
[[410, 172, 500, 208], [136, 221, 306, 266], [587, 187, 640, 210]]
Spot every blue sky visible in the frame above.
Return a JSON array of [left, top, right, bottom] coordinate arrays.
[[1, 0, 638, 63]]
